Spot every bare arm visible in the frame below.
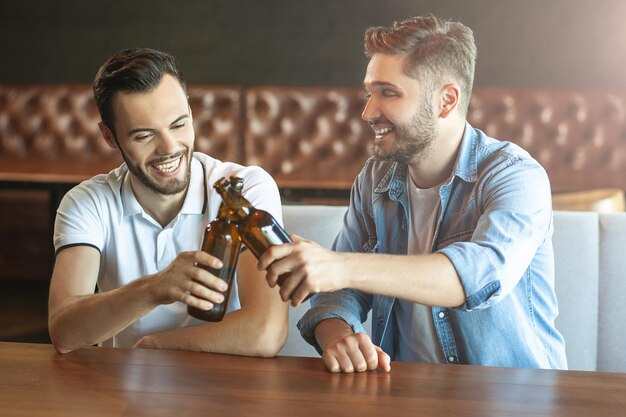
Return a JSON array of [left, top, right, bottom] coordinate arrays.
[[134, 250, 289, 357], [258, 236, 465, 308], [48, 245, 228, 354]]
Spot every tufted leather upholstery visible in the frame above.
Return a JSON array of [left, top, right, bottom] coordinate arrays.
[[1, 84, 626, 192], [244, 87, 370, 188], [188, 85, 243, 163], [0, 85, 120, 176], [468, 89, 626, 193], [0, 85, 242, 177]]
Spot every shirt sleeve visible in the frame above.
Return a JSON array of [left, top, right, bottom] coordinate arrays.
[[238, 166, 284, 226], [53, 182, 107, 254], [439, 158, 553, 311]]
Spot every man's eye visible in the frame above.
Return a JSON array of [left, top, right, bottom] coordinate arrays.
[[383, 90, 398, 97], [173, 122, 186, 129], [135, 134, 152, 141]]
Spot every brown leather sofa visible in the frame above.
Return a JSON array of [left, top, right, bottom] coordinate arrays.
[[2, 85, 625, 192], [1, 84, 625, 280]]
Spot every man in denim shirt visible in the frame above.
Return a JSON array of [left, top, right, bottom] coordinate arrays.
[[258, 16, 567, 372]]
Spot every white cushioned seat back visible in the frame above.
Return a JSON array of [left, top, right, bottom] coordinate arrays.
[[553, 211, 599, 371], [598, 213, 626, 372], [277, 205, 348, 357]]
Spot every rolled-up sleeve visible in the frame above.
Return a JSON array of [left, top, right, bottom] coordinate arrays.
[[298, 289, 372, 354], [439, 159, 553, 311]]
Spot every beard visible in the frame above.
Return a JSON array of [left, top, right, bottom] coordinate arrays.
[[122, 148, 192, 196], [372, 97, 438, 165]]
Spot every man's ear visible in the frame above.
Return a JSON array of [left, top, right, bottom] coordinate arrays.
[[438, 83, 460, 118], [98, 122, 118, 149]]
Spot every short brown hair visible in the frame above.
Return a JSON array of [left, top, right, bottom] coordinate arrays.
[[93, 48, 187, 136], [364, 16, 477, 116]]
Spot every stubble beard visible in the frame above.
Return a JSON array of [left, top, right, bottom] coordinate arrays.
[[372, 98, 438, 165], [123, 148, 193, 196]]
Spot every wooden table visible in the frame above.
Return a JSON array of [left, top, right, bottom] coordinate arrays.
[[1, 342, 625, 417]]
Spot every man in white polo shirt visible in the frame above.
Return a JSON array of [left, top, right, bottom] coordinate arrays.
[[48, 48, 288, 355]]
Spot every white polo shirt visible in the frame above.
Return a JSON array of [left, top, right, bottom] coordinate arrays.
[[54, 152, 283, 347]]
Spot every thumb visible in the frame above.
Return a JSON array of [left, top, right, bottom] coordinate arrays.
[[289, 233, 306, 242], [375, 346, 391, 372]]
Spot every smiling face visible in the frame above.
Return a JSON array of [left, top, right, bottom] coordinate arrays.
[[361, 53, 438, 165], [104, 74, 194, 196]]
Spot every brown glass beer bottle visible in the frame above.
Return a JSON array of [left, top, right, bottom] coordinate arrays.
[[214, 176, 292, 258], [187, 203, 242, 322]]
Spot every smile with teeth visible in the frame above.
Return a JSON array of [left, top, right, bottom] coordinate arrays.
[[153, 156, 182, 173], [374, 127, 394, 139]]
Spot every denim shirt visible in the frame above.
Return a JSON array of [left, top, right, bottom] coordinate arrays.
[[298, 123, 568, 369]]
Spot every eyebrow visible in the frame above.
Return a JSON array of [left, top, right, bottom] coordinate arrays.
[[362, 81, 402, 90], [127, 114, 190, 137]]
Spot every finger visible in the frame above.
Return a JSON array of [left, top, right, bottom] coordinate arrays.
[[277, 268, 306, 303], [264, 262, 282, 288], [289, 234, 307, 242], [181, 290, 213, 311], [322, 350, 341, 373], [265, 255, 297, 288], [361, 343, 381, 371], [191, 267, 229, 293], [346, 347, 369, 373], [194, 251, 224, 269], [290, 279, 314, 307], [257, 243, 295, 271], [187, 280, 225, 305], [375, 346, 391, 372], [333, 349, 356, 373]]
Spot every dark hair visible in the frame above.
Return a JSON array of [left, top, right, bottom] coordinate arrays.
[[93, 48, 187, 134], [364, 15, 477, 116]]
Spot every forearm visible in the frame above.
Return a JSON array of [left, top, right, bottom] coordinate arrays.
[[49, 276, 157, 353], [139, 250, 287, 356], [261, 238, 465, 308], [140, 304, 287, 357], [314, 318, 354, 350], [343, 252, 465, 307]]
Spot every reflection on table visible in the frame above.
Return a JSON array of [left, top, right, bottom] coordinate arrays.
[[1, 342, 626, 417]]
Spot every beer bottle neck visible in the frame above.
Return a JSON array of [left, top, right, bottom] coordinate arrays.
[[218, 194, 253, 221], [214, 176, 256, 220]]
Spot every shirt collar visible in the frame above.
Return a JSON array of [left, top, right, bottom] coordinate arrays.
[[121, 167, 141, 216], [452, 121, 479, 184], [179, 155, 207, 215], [373, 122, 478, 199], [121, 154, 207, 217]]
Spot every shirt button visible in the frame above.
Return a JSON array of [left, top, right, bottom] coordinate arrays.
[[447, 355, 456, 363], [438, 311, 446, 319], [400, 223, 406, 230], [377, 316, 384, 325]]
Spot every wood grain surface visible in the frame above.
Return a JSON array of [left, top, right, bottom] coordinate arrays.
[[1, 342, 625, 417]]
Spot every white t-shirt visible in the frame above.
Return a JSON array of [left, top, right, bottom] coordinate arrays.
[[392, 176, 445, 363], [54, 152, 283, 348]]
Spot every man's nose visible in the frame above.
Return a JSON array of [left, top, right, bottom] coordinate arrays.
[[156, 132, 179, 155], [361, 97, 381, 123]]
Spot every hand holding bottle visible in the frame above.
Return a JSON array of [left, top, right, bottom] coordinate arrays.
[[189, 176, 292, 321], [151, 250, 228, 312], [187, 208, 242, 322], [256, 235, 346, 306]]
